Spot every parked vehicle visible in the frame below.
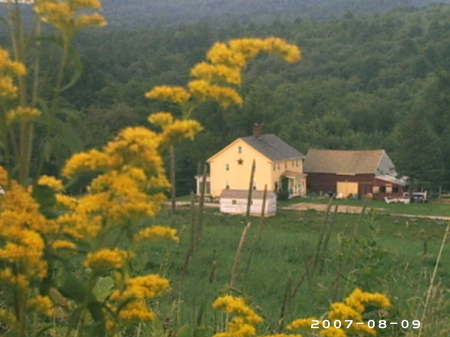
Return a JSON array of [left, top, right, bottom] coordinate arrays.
[[402, 191, 428, 203]]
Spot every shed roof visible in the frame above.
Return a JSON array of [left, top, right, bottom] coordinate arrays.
[[219, 189, 276, 199], [304, 149, 397, 176], [239, 134, 304, 161]]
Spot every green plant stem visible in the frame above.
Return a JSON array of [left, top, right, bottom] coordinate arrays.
[[229, 221, 252, 289]]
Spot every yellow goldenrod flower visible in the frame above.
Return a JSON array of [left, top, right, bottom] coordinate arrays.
[[55, 193, 78, 209], [33, 0, 106, 37], [118, 300, 155, 321], [110, 274, 170, 302], [328, 302, 363, 322], [288, 318, 320, 330], [37, 174, 63, 191], [263, 37, 301, 62], [0, 165, 8, 186], [0, 309, 18, 333], [214, 317, 257, 337], [213, 295, 263, 323], [0, 48, 27, 99], [229, 38, 267, 61], [148, 112, 175, 127], [0, 77, 19, 99], [6, 106, 41, 124], [51, 240, 77, 250], [191, 62, 242, 85], [344, 288, 391, 313], [135, 225, 179, 242], [319, 327, 347, 337], [62, 149, 110, 178], [162, 119, 203, 142], [287, 289, 390, 337], [85, 248, 134, 272], [188, 80, 243, 108], [263, 334, 304, 337], [0, 48, 27, 75], [145, 85, 191, 104], [207, 42, 247, 68], [27, 295, 54, 317]]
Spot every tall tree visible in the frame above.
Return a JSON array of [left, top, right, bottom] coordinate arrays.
[[391, 112, 444, 187]]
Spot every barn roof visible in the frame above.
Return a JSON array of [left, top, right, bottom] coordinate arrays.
[[303, 149, 397, 176], [239, 134, 304, 161]]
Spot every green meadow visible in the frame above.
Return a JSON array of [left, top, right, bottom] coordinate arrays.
[[135, 199, 450, 336]]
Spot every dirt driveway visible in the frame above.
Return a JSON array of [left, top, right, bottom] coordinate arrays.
[[282, 202, 450, 221], [282, 202, 374, 214]]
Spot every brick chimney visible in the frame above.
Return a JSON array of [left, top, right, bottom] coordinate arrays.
[[253, 123, 262, 138]]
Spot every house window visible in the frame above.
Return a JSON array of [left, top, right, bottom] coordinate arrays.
[[232, 200, 237, 205], [253, 182, 257, 190], [226, 181, 230, 189], [238, 146, 242, 154], [296, 160, 299, 167], [292, 160, 295, 167], [379, 186, 386, 193], [273, 164, 276, 171], [226, 163, 229, 171], [277, 163, 280, 170], [393, 187, 399, 193], [285, 162, 287, 169]]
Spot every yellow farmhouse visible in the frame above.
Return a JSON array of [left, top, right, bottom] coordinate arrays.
[[204, 125, 307, 198]]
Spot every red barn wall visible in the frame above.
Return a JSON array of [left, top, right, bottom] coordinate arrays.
[[306, 173, 405, 199]]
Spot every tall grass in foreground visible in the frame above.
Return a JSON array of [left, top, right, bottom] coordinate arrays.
[[146, 202, 450, 336]]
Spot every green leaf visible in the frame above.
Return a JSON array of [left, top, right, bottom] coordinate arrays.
[[32, 184, 58, 219], [92, 276, 114, 301]]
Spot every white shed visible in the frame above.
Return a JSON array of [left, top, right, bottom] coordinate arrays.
[[219, 189, 277, 217]]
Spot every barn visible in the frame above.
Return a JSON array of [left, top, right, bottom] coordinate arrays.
[[304, 149, 407, 199], [219, 189, 277, 217]]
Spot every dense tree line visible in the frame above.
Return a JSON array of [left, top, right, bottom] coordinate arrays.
[[5, 4, 450, 194]]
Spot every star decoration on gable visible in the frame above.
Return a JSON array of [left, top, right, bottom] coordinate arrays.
[[237, 158, 244, 165]]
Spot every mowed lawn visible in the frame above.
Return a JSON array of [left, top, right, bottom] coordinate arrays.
[[137, 199, 450, 333]]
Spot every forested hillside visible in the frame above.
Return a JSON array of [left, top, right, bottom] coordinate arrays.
[[103, 0, 450, 26], [58, 3, 450, 194]]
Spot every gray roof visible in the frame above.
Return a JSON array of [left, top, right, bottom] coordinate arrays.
[[304, 149, 397, 176], [219, 189, 276, 199], [240, 134, 304, 161]]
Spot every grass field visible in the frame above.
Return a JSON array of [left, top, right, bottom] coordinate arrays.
[[136, 199, 450, 336]]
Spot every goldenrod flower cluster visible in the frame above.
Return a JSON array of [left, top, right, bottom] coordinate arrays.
[[37, 174, 64, 191], [0, 105, 200, 334], [135, 225, 180, 243], [0, 48, 26, 99], [33, 0, 107, 38], [6, 106, 41, 124], [26, 295, 55, 317], [288, 288, 391, 337], [146, 37, 300, 117], [106, 274, 170, 329], [85, 248, 134, 272], [213, 296, 263, 337], [145, 85, 191, 104], [0, 169, 58, 333], [213, 289, 390, 337]]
